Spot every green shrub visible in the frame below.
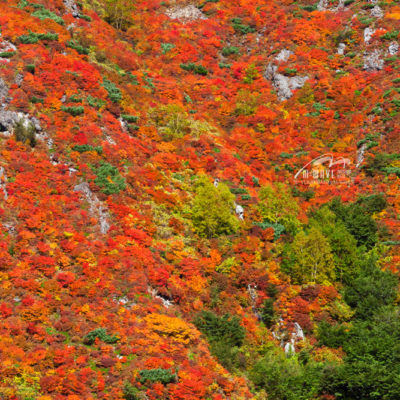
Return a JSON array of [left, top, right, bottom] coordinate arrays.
[[194, 310, 245, 347], [86, 95, 106, 109], [180, 62, 208, 76], [32, 8, 65, 25], [93, 162, 126, 195], [31, 96, 44, 104], [381, 30, 399, 41], [72, 144, 103, 154], [317, 321, 349, 348], [138, 369, 176, 385], [78, 14, 92, 22], [0, 51, 16, 58], [14, 119, 36, 147], [222, 46, 239, 56], [123, 382, 140, 400], [191, 175, 239, 237], [83, 328, 119, 345], [161, 43, 175, 54], [61, 105, 84, 116], [260, 298, 276, 327], [231, 18, 256, 34], [18, 32, 58, 44], [121, 114, 139, 123], [26, 64, 35, 73], [66, 40, 89, 55], [68, 94, 83, 103], [102, 78, 122, 103]]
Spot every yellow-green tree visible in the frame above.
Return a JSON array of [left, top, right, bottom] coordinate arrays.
[[104, 0, 135, 30], [287, 226, 335, 284], [258, 183, 300, 235], [191, 176, 239, 238]]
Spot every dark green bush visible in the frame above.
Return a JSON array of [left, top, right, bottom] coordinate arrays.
[[231, 18, 256, 34], [83, 328, 119, 345], [180, 63, 208, 76], [0, 51, 16, 58], [102, 78, 122, 103], [194, 311, 245, 347], [66, 40, 89, 55], [138, 369, 176, 385], [72, 144, 103, 154], [61, 105, 84, 116], [123, 382, 140, 400], [93, 162, 126, 195], [86, 95, 106, 109], [222, 46, 240, 56], [121, 114, 139, 123], [19, 32, 59, 44], [32, 8, 65, 25]]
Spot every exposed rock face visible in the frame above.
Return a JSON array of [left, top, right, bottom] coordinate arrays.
[[0, 78, 9, 107], [74, 182, 110, 234], [363, 50, 384, 71], [0, 40, 17, 62], [63, 0, 79, 16], [364, 27, 375, 44], [265, 50, 309, 101], [317, 0, 345, 11], [370, 5, 383, 18], [0, 166, 8, 200], [275, 49, 293, 62], [356, 143, 367, 168], [166, 5, 206, 23], [388, 41, 399, 55], [337, 43, 346, 55], [0, 110, 41, 137]]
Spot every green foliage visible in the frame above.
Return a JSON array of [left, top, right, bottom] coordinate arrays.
[[14, 119, 36, 147], [102, 77, 122, 103], [31, 96, 43, 104], [18, 32, 58, 44], [78, 14, 92, 21], [68, 94, 83, 103], [258, 183, 300, 235], [381, 30, 399, 40], [32, 8, 65, 25], [344, 256, 397, 320], [83, 328, 119, 345], [26, 64, 35, 73], [260, 298, 276, 327], [61, 105, 85, 116], [123, 382, 140, 400], [222, 46, 240, 56], [323, 309, 400, 400], [87, 95, 106, 109], [328, 196, 386, 250], [72, 144, 103, 154], [231, 18, 256, 34], [93, 162, 126, 195], [317, 321, 349, 348], [309, 206, 359, 283], [180, 62, 209, 76], [255, 221, 285, 241], [283, 226, 336, 284], [103, 0, 136, 30], [194, 310, 245, 370], [161, 43, 175, 54], [194, 310, 245, 347], [138, 369, 176, 385], [121, 114, 139, 123], [150, 104, 218, 141], [250, 347, 324, 400], [191, 175, 239, 238], [0, 51, 16, 58], [66, 40, 90, 55]]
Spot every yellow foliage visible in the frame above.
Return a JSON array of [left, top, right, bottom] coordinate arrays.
[[144, 314, 200, 344]]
